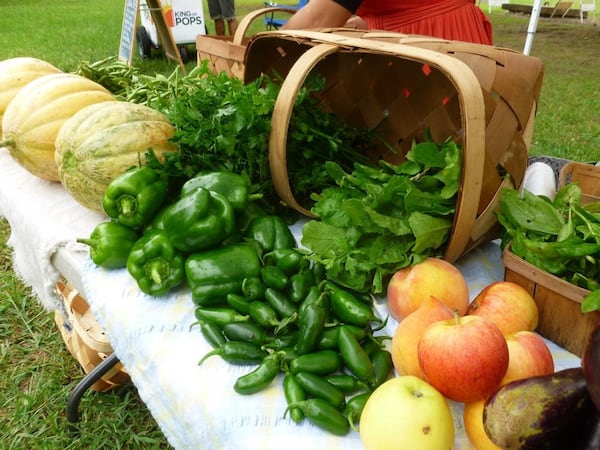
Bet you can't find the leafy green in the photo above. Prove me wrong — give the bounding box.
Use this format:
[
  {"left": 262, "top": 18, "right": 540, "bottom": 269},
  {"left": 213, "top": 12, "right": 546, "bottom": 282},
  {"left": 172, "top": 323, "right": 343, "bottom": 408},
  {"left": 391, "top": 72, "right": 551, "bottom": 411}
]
[
  {"left": 78, "top": 59, "right": 380, "bottom": 216},
  {"left": 498, "top": 183, "right": 600, "bottom": 312},
  {"left": 301, "top": 137, "right": 462, "bottom": 294}
]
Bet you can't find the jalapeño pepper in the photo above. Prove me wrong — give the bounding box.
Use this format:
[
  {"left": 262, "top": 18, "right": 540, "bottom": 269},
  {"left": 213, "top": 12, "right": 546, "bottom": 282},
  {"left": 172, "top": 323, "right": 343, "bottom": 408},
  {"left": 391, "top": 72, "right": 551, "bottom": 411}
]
[
  {"left": 194, "top": 307, "right": 249, "bottom": 327},
  {"left": 263, "top": 248, "right": 309, "bottom": 275},
  {"left": 285, "top": 399, "right": 350, "bottom": 436},
  {"left": 241, "top": 276, "right": 266, "bottom": 301},
  {"left": 245, "top": 215, "right": 296, "bottom": 255},
  {"left": 283, "top": 373, "right": 306, "bottom": 423},
  {"left": 289, "top": 350, "right": 342, "bottom": 376},
  {"left": 162, "top": 187, "right": 235, "bottom": 253},
  {"left": 222, "top": 321, "right": 267, "bottom": 346},
  {"left": 198, "top": 341, "right": 267, "bottom": 366},
  {"left": 295, "top": 292, "right": 327, "bottom": 355},
  {"left": 233, "top": 352, "right": 284, "bottom": 395},
  {"left": 126, "top": 229, "right": 185, "bottom": 296},
  {"left": 289, "top": 270, "right": 315, "bottom": 304},
  {"left": 102, "top": 166, "right": 168, "bottom": 229},
  {"left": 338, "top": 325, "right": 375, "bottom": 385},
  {"left": 77, "top": 221, "right": 138, "bottom": 269},
  {"left": 345, "top": 392, "right": 371, "bottom": 431},
  {"left": 185, "top": 244, "right": 261, "bottom": 306},
  {"left": 322, "top": 281, "right": 381, "bottom": 327},
  {"left": 294, "top": 371, "right": 346, "bottom": 409},
  {"left": 198, "top": 321, "right": 226, "bottom": 348},
  {"left": 371, "top": 348, "right": 394, "bottom": 388}
]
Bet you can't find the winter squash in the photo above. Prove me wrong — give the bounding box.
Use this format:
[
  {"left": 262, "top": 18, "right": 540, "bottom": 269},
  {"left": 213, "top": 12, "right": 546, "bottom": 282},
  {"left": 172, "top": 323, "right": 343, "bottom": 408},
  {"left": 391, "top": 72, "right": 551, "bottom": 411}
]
[
  {"left": 55, "top": 100, "right": 178, "bottom": 213},
  {"left": 0, "top": 57, "right": 62, "bottom": 135},
  {"left": 1, "top": 72, "right": 115, "bottom": 181}
]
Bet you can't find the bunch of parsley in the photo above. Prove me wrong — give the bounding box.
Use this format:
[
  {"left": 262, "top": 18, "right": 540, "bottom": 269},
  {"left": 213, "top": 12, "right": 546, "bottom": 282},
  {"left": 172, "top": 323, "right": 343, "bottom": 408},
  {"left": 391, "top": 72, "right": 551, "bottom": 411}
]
[
  {"left": 301, "top": 137, "right": 462, "bottom": 295},
  {"left": 145, "top": 64, "right": 374, "bottom": 214}
]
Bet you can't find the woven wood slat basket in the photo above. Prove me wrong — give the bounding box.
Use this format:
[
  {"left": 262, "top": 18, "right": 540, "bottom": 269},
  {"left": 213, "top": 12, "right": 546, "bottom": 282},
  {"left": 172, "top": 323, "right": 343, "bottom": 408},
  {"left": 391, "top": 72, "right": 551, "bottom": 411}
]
[
  {"left": 242, "top": 30, "right": 544, "bottom": 262},
  {"left": 196, "top": 7, "right": 298, "bottom": 78},
  {"left": 54, "top": 281, "right": 129, "bottom": 392}
]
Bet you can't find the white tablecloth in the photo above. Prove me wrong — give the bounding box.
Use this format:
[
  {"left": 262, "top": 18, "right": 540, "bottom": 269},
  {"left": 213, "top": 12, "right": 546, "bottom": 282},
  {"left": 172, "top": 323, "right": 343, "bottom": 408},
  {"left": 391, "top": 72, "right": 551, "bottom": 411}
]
[{"left": 0, "top": 147, "right": 581, "bottom": 450}]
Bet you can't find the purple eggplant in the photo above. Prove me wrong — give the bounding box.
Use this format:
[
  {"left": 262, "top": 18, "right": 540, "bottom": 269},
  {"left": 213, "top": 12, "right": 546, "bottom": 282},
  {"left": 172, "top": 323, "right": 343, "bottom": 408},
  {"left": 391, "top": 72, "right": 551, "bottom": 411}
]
[
  {"left": 582, "top": 324, "right": 600, "bottom": 412},
  {"left": 483, "top": 367, "right": 596, "bottom": 450}
]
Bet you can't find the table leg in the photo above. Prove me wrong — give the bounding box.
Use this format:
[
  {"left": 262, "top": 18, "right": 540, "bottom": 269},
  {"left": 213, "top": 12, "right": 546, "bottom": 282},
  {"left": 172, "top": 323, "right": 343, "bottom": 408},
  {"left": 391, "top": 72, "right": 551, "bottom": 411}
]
[{"left": 66, "top": 352, "right": 121, "bottom": 425}]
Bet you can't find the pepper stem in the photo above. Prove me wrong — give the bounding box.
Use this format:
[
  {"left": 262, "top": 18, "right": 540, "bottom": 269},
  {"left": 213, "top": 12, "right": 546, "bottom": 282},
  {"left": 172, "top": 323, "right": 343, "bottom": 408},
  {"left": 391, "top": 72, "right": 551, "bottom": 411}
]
[
  {"left": 117, "top": 195, "right": 138, "bottom": 217},
  {"left": 76, "top": 237, "right": 95, "bottom": 248},
  {"left": 147, "top": 259, "right": 169, "bottom": 285}
]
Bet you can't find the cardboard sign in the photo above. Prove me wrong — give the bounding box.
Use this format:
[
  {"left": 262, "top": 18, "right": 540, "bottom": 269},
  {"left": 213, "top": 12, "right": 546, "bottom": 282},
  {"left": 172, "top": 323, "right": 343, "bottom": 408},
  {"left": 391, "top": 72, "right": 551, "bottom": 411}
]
[{"left": 118, "top": 0, "right": 139, "bottom": 64}]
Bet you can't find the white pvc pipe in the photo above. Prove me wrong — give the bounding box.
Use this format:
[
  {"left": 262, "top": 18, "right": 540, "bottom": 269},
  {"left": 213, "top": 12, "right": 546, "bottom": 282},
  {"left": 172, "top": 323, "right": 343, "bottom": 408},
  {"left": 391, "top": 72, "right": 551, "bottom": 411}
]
[{"left": 524, "top": 0, "right": 543, "bottom": 55}]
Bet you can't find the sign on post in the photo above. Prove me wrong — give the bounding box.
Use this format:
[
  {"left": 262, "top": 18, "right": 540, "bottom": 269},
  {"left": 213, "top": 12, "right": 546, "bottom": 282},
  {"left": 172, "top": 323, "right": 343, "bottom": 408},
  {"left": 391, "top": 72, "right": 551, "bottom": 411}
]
[
  {"left": 118, "top": 0, "right": 186, "bottom": 73},
  {"left": 118, "top": 0, "right": 139, "bottom": 65}
]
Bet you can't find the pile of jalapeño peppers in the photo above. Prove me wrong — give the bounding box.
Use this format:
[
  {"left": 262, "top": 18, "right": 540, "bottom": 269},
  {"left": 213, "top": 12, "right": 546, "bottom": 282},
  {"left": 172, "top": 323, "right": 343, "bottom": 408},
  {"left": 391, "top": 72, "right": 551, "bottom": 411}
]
[{"left": 79, "top": 165, "right": 393, "bottom": 436}]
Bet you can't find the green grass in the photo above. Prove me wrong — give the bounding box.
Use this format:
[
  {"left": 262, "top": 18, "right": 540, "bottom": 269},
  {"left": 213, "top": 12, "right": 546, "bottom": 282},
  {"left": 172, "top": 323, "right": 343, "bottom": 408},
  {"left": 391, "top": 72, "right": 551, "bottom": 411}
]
[{"left": 0, "top": 1, "right": 599, "bottom": 448}]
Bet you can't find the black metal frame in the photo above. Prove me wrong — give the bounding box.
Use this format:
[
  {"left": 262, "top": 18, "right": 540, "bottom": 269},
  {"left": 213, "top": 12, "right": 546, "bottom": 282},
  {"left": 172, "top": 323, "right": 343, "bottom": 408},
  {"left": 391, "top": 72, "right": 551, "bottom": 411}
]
[{"left": 66, "top": 352, "right": 121, "bottom": 426}]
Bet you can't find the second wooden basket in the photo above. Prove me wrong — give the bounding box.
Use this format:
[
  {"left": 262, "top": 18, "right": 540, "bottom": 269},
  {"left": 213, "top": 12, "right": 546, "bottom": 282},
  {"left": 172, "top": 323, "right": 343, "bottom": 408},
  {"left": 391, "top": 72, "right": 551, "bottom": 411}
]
[
  {"left": 243, "top": 30, "right": 544, "bottom": 262},
  {"left": 54, "top": 281, "right": 129, "bottom": 392}
]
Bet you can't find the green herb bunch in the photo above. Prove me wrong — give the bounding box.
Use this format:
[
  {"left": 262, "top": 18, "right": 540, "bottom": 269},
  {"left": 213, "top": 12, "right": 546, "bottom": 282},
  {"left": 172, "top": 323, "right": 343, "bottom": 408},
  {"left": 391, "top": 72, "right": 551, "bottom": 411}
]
[
  {"left": 498, "top": 183, "right": 600, "bottom": 312},
  {"left": 301, "top": 137, "right": 462, "bottom": 295}
]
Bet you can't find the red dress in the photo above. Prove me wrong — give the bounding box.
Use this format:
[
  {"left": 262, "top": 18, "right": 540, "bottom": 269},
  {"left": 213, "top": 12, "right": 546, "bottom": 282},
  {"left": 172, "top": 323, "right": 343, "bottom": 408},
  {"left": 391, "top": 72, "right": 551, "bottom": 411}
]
[{"left": 356, "top": 0, "right": 493, "bottom": 45}]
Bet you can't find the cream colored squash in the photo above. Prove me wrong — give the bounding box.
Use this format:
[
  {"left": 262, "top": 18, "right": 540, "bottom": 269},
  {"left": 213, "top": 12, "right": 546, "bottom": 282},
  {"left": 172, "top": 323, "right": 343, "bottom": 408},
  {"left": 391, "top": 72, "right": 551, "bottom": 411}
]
[
  {"left": 1, "top": 72, "right": 115, "bottom": 181},
  {"left": 0, "top": 57, "right": 62, "bottom": 135},
  {"left": 55, "top": 100, "right": 178, "bottom": 213}
]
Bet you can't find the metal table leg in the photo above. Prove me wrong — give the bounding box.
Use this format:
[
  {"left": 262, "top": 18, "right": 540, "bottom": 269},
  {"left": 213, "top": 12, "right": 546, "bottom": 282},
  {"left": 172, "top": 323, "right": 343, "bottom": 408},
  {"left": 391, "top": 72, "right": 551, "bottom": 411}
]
[{"left": 66, "top": 352, "right": 121, "bottom": 425}]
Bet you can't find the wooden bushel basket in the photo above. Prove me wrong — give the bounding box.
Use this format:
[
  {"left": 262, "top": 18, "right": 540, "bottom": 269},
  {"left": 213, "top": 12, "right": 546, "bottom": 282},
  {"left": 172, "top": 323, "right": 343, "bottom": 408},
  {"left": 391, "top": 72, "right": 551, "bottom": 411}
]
[
  {"left": 243, "top": 30, "right": 544, "bottom": 262},
  {"left": 196, "top": 7, "right": 298, "bottom": 78},
  {"left": 54, "top": 281, "right": 129, "bottom": 392}
]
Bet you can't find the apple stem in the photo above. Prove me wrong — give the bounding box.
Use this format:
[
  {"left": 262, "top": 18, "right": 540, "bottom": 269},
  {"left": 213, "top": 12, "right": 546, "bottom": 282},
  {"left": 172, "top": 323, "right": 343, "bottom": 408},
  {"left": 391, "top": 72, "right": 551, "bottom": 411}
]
[{"left": 453, "top": 311, "right": 461, "bottom": 326}]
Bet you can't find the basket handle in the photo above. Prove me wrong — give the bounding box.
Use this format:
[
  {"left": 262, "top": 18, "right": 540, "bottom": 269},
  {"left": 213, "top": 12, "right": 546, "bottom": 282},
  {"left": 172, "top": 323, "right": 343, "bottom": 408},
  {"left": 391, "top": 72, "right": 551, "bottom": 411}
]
[
  {"left": 233, "top": 7, "right": 299, "bottom": 45},
  {"left": 269, "top": 43, "right": 341, "bottom": 217}
]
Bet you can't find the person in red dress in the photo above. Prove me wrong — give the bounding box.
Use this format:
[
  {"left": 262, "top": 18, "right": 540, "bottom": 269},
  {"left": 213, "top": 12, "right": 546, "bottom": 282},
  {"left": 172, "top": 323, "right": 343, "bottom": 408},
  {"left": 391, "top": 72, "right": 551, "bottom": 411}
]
[{"left": 281, "top": 0, "right": 493, "bottom": 45}]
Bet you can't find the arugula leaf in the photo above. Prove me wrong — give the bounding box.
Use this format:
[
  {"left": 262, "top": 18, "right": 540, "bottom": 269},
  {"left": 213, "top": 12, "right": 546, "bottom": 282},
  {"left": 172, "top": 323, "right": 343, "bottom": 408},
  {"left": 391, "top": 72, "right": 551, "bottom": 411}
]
[
  {"left": 499, "top": 188, "right": 565, "bottom": 235},
  {"left": 499, "top": 182, "right": 600, "bottom": 312},
  {"left": 409, "top": 212, "right": 452, "bottom": 253}
]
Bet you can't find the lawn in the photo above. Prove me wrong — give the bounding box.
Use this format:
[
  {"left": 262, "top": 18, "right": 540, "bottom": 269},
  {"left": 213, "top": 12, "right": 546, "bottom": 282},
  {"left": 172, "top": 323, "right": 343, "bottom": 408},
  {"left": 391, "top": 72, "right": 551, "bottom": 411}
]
[{"left": 0, "top": 1, "right": 599, "bottom": 448}]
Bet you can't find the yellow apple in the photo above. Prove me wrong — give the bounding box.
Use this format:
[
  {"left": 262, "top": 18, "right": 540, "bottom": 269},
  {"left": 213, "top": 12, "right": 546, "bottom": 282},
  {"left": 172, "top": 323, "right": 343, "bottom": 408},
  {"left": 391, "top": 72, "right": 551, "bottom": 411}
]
[
  {"left": 418, "top": 314, "right": 509, "bottom": 403},
  {"left": 463, "top": 399, "right": 502, "bottom": 450},
  {"left": 391, "top": 296, "right": 455, "bottom": 379},
  {"left": 387, "top": 257, "right": 470, "bottom": 321},
  {"left": 359, "top": 375, "right": 455, "bottom": 450},
  {"left": 500, "top": 330, "right": 554, "bottom": 385},
  {"left": 467, "top": 281, "right": 539, "bottom": 335}
]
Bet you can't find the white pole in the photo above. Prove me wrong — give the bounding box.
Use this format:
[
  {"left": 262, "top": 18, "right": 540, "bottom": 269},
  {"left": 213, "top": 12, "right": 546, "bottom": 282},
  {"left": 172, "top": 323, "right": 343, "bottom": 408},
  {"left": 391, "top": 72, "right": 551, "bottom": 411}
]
[{"left": 524, "top": 0, "right": 543, "bottom": 55}]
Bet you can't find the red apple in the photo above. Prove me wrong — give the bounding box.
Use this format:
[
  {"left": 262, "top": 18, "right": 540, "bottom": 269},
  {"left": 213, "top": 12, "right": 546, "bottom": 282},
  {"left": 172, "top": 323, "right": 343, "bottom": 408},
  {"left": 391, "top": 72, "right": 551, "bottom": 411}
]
[
  {"left": 387, "top": 257, "right": 469, "bottom": 321},
  {"left": 500, "top": 331, "right": 554, "bottom": 385},
  {"left": 418, "top": 314, "right": 509, "bottom": 403},
  {"left": 467, "top": 281, "right": 538, "bottom": 335},
  {"left": 391, "top": 296, "right": 455, "bottom": 379}
]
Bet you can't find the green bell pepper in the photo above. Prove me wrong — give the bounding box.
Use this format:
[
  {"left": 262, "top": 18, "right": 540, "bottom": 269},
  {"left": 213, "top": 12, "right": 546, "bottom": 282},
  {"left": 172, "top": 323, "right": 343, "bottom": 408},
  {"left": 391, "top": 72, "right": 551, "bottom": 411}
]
[
  {"left": 180, "top": 170, "right": 259, "bottom": 211},
  {"left": 161, "top": 187, "right": 235, "bottom": 253},
  {"left": 245, "top": 215, "right": 296, "bottom": 255},
  {"left": 185, "top": 243, "right": 261, "bottom": 306},
  {"left": 77, "top": 221, "right": 139, "bottom": 269},
  {"left": 126, "top": 229, "right": 185, "bottom": 296},
  {"left": 102, "top": 166, "right": 169, "bottom": 229}
]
